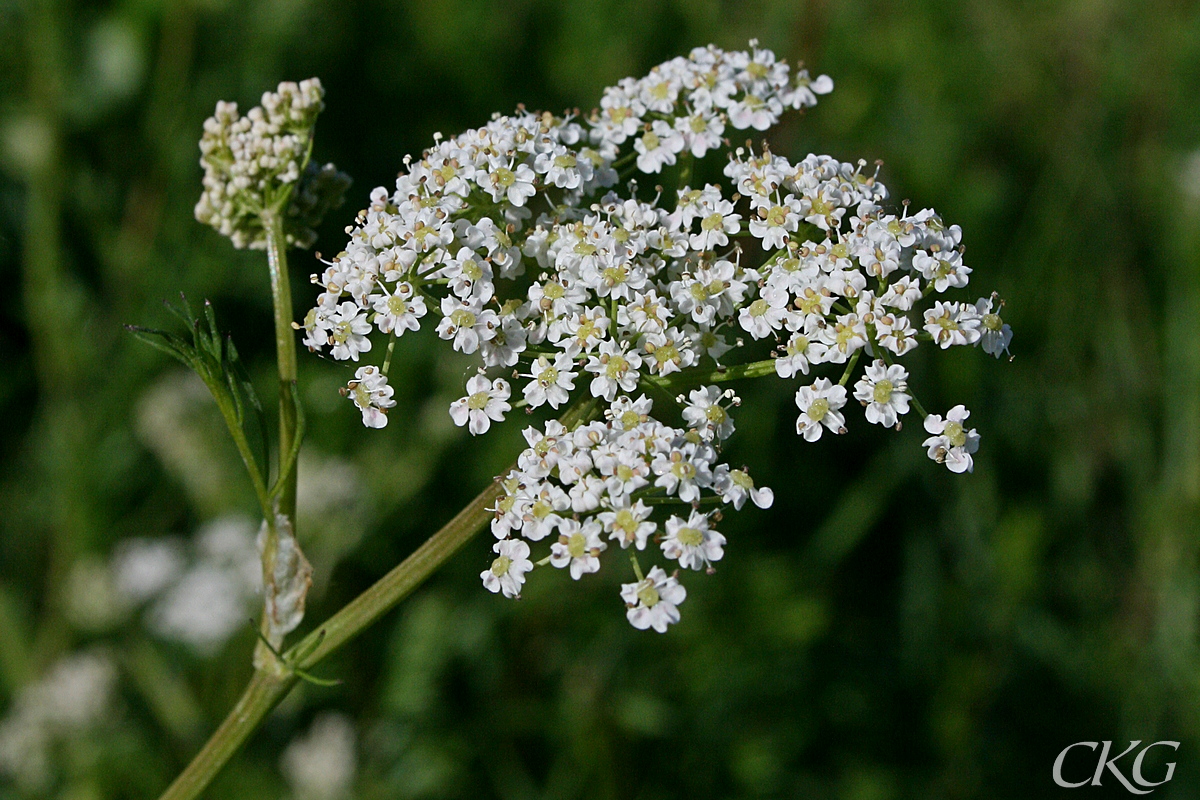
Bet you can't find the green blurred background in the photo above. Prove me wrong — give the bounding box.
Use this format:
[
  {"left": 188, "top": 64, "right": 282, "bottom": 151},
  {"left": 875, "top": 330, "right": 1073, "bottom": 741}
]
[{"left": 3, "top": 0, "right": 1200, "bottom": 797}]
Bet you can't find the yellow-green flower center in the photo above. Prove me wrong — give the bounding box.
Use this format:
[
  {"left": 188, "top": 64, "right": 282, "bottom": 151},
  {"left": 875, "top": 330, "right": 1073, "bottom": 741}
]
[
  {"left": 386, "top": 295, "right": 409, "bottom": 316},
  {"left": 637, "top": 584, "right": 660, "bottom": 607},
  {"left": 872, "top": 380, "right": 894, "bottom": 404},
  {"left": 602, "top": 265, "right": 627, "bottom": 285},
  {"left": 567, "top": 532, "right": 587, "bottom": 558},
  {"left": 493, "top": 167, "right": 515, "bottom": 188},
  {"left": 671, "top": 461, "right": 696, "bottom": 481},
  {"left": 808, "top": 397, "right": 830, "bottom": 421},
  {"left": 654, "top": 343, "right": 680, "bottom": 367},
  {"left": 944, "top": 420, "right": 967, "bottom": 448}
]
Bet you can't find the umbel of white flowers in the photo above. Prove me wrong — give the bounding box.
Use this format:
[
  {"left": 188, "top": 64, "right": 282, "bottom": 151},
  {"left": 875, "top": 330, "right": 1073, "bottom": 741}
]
[
  {"left": 195, "top": 78, "right": 351, "bottom": 249},
  {"left": 300, "top": 42, "right": 1013, "bottom": 632}
]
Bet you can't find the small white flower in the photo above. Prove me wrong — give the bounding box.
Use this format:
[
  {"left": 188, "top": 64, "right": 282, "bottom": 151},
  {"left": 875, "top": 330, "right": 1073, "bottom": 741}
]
[
  {"left": 585, "top": 339, "right": 643, "bottom": 400},
  {"left": 643, "top": 327, "right": 696, "bottom": 377},
  {"left": 634, "top": 120, "right": 685, "bottom": 174},
  {"left": 728, "top": 92, "right": 783, "bottom": 131},
  {"left": 370, "top": 282, "right": 427, "bottom": 335},
  {"left": 875, "top": 312, "right": 919, "bottom": 356},
  {"left": 924, "top": 301, "right": 982, "bottom": 348},
  {"left": 449, "top": 375, "right": 512, "bottom": 435},
  {"left": 675, "top": 111, "right": 724, "bottom": 158},
  {"left": 775, "top": 326, "right": 828, "bottom": 379},
  {"left": 749, "top": 196, "right": 801, "bottom": 250},
  {"left": 662, "top": 511, "right": 725, "bottom": 570},
  {"left": 738, "top": 286, "right": 789, "bottom": 340},
  {"left": 608, "top": 394, "right": 654, "bottom": 430},
  {"left": 520, "top": 481, "right": 571, "bottom": 541},
  {"left": 714, "top": 467, "right": 774, "bottom": 510},
  {"left": 621, "top": 566, "right": 687, "bottom": 633},
  {"left": 483, "top": 158, "right": 537, "bottom": 206},
  {"left": 922, "top": 405, "right": 980, "bottom": 473},
  {"left": 597, "top": 498, "right": 656, "bottom": 550},
  {"left": 652, "top": 444, "right": 713, "bottom": 502},
  {"left": 689, "top": 198, "right": 741, "bottom": 251},
  {"left": 437, "top": 296, "right": 498, "bottom": 354},
  {"left": 975, "top": 294, "right": 1013, "bottom": 358},
  {"left": 481, "top": 538, "right": 533, "bottom": 598},
  {"left": 328, "top": 302, "right": 373, "bottom": 361},
  {"left": 681, "top": 385, "right": 736, "bottom": 441},
  {"left": 549, "top": 519, "right": 607, "bottom": 579},
  {"left": 794, "top": 378, "right": 847, "bottom": 441},
  {"left": 913, "top": 249, "right": 971, "bottom": 292},
  {"left": 879, "top": 275, "right": 921, "bottom": 311},
  {"left": 852, "top": 359, "right": 910, "bottom": 428},
  {"left": 479, "top": 315, "right": 529, "bottom": 368},
  {"left": 523, "top": 354, "right": 577, "bottom": 409},
  {"left": 819, "top": 313, "right": 868, "bottom": 363},
  {"left": 346, "top": 365, "right": 396, "bottom": 429}
]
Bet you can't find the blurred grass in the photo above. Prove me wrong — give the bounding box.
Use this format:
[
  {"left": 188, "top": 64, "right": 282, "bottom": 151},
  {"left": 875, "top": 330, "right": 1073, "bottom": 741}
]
[{"left": 2, "top": 0, "right": 1200, "bottom": 798}]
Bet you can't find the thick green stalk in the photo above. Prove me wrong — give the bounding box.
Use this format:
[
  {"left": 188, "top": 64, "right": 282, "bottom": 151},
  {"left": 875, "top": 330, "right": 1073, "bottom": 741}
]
[
  {"left": 264, "top": 211, "right": 299, "bottom": 522},
  {"left": 257, "top": 211, "right": 299, "bottom": 666},
  {"left": 156, "top": 670, "right": 292, "bottom": 800},
  {"left": 156, "top": 397, "right": 599, "bottom": 800}
]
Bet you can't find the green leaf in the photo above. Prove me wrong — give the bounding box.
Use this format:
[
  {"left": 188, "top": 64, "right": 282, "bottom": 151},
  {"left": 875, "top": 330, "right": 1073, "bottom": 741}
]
[{"left": 126, "top": 295, "right": 271, "bottom": 509}]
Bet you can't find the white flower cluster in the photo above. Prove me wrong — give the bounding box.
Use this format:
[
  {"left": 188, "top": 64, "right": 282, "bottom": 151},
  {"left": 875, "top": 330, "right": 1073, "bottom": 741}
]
[
  {"left": 195, "top": 78, "right": 350, "bottom": 249},
  {"left": 0, "top": 651, "right": 117, "bottom": 789},
  {"left": 302, "top": 43, "right": 1011, "bottom": 631},
  {"left": 483, "top": 392, "right": 772, "bottom": 633},
  {"left": 80, "top": 516, "right": 262, "bottom": 654}
]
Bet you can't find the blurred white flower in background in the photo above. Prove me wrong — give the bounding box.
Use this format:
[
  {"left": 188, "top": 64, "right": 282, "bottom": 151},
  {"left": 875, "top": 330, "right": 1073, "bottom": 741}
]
[
  {"left": 281, "top": 713, "right": 358, "bottom": 800},
  {"left": 143, "top": 516, "right": 260, "bottom": 654},
  {"left": 0, "top": 650, "right": 118, "bottom": 790}
]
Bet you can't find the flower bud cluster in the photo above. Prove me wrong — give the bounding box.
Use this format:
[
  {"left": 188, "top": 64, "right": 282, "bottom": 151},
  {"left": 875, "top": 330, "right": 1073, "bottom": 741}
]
[
  {"left": 195, "top": 78, "right": 350, "bottom": 249},
  {"left": 303, "top": 43, "right": 1012, "bottom": 630}
]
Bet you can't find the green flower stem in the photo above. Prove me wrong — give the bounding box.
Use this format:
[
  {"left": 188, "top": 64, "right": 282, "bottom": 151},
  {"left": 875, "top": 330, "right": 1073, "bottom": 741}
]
[
  {"left": 256, "top": 210, "right": 300, "bottom": 667},
  {"left": 157, "top": 670, "right": 291, "bottom": 800},
  {"left": 838, "top": 350, "right": 861, "bottom": 387},
  {"left": 645, "top": 358, "right": 779, "bottom": 394},
  {"left": 264, "top": 211, "right": 300, "bottom": 523},
  {"left": 156, "top": 397, "right": 599, "bottom": 800}
]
